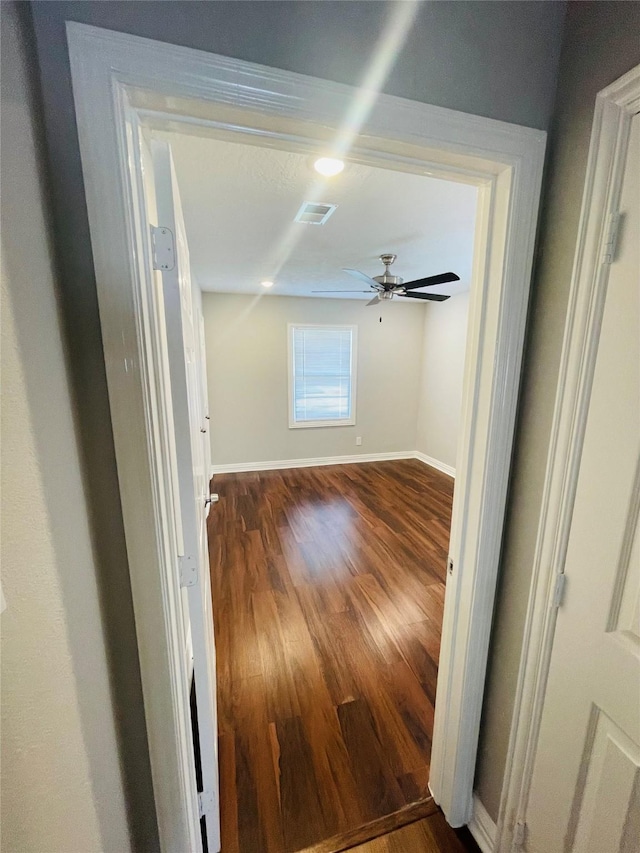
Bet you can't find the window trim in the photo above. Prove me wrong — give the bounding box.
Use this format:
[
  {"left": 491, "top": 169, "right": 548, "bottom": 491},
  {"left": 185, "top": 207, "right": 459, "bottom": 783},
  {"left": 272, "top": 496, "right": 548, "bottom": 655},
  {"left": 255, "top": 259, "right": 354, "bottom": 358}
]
[{"left": 287, "top": 323, "right": 358, "bottom": 429}]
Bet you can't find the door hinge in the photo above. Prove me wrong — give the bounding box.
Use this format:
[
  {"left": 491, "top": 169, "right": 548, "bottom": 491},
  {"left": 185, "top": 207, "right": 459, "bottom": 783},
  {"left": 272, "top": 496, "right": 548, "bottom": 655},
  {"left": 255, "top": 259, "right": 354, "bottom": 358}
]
[
  {"left": 602, "top": 211, "right": 620, "bottom": 265},
  {"left": 150, "top": 225, "right": 176, "bottom": 271},
  {"left": 447, "top": 556, "right": 454, "bottom": 576},
  {"left": 198, "top": 790, "right": 214, "bottom": 818},
  {"left": 553, "top": 572, "right": 567, "bottom": 609},
  {"left": 512, "top": 819, "right": 527, "bottom": 850},
  {"left": 179, "top": 554, "right": 198, "bottom": 588}
]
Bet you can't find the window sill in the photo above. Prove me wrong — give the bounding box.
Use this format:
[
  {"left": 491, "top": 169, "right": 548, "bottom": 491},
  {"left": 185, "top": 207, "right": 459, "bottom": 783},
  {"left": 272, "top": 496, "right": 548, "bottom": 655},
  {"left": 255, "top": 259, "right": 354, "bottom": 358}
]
[{"left": 289, "top": 419, "right": 356, "bottom": 430}]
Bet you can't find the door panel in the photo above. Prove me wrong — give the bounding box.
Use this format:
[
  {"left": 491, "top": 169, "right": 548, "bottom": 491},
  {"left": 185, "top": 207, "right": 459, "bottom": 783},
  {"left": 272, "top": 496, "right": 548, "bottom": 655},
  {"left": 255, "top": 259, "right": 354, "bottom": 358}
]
[
  {"left": 526, "top": 113, "right": 640, "bottom": 852},
  {"left": 150, "top": 138, "right": 220, "bottom": 851},
  {"left": 571, "top": 710, "right": 640, "bottom": 853},
  {"left": 608, "top": 459, "right": 640, "bottom": 645}
]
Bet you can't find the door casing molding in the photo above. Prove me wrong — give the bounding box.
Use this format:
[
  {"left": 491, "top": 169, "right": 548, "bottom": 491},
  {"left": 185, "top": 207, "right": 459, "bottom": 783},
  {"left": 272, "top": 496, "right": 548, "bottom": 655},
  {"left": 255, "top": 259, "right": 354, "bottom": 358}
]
[
  {"left": 66, "top": 22, "right": 546, "bottom": 850},
  {"left": 495, "top": 62, "right": 640, "bottom": 853}
]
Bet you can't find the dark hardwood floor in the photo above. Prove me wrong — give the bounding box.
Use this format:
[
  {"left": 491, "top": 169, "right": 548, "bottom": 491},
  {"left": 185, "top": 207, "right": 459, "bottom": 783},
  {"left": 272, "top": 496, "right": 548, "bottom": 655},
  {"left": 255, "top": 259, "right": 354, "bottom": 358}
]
[{"left": 208, "top": 459, "right": 456, "bottom": 853}]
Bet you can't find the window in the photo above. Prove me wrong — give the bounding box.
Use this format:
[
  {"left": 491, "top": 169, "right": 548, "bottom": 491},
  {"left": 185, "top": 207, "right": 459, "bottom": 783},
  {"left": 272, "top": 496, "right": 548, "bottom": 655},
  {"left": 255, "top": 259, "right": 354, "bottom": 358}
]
[{"left": 288, "top": 324, "right": 357, "bottom": 428}]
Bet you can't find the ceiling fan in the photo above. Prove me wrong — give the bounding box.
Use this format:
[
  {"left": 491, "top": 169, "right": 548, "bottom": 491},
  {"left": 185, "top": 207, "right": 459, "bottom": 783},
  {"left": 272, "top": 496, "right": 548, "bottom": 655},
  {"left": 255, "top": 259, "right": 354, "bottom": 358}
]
[{"left": 312, "top": 254, "right": 460, "bottom": 305}]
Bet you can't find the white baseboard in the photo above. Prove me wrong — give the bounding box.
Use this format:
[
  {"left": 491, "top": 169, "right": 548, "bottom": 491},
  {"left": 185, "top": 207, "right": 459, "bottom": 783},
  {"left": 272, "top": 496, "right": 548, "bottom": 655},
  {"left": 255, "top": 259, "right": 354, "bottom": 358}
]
[
  {"left": 413, "top": 451, "right": 456, "bottom": 478},
  {"left": 468, "top": 794, "right": 497, "bottom": 853},
  {"left": 210, "top": 450, "right": 415, "bottom": 475},
  {"left": 210, "top": 450, "right": 456, "bottom": 477}
]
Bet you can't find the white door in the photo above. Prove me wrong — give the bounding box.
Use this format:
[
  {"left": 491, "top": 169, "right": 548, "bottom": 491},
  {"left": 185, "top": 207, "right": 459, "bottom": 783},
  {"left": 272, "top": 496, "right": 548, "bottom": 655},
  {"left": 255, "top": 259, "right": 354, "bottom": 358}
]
[
  {"left": 526, "top": 113, "right": 640, "bottom": 851},
  {"left": 150, "top": 139, "right": 220, "bottom": 851}
]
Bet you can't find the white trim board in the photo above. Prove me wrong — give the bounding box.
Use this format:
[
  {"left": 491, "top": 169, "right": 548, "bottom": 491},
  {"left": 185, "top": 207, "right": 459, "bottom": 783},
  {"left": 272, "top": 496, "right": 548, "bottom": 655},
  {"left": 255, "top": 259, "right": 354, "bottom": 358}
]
[
  {"left": 66, "top": 20, "right": 545, "bottom": 847},
  {"left": 469, "top": 795, "right": 497, "bottom": 853},
  {"left": 413, "top": 451, "right": 456, "bottom": 478},
  {"left": 495, "top": 63, "right": 640, "bottom": 853},
  {"left": 211, "top": 451, "right": 413, "bottom": 475},
  {"left": 210, "top": 451, "right": 455, "bottom": 477}
]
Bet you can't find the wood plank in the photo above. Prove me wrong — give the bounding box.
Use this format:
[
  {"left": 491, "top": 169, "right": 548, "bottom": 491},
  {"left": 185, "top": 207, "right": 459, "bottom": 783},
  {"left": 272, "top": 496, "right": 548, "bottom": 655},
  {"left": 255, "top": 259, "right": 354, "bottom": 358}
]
[
  {"left": 218, "top": 731, "right": 239, "bottom": 853},
  {"left": 252, "top": 590, "right": 301, "bottom": 722},
  {"left": 295, "top": 585, "right": 361, "bottom": 706},
  {"left": 297, "top": 798, "right": 438, "bottom": 853},
  {"left": 233, "top": 675, "right": 284, "bottom": 853},
  {"left": 397, "top": 767, "right": 431, "bottom": 803},
  {"left": 343, "top": 810, "right": 480, "bottom": 853},
  {"left": 276, "top": 715, "right": 327, "bottom": 852},
  {"left": 384, "top": 660, "right": 435, "bottom": 762},
  {"left": 337, "top": 698, "right": 406, "bottom": 819}
]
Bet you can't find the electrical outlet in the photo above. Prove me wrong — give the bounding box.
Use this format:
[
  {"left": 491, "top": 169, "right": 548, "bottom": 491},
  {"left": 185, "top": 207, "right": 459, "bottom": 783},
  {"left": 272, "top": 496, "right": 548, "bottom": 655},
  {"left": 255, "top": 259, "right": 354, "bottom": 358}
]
[{"left": 356, "top": 436, "right": 362, "bottom": 446}]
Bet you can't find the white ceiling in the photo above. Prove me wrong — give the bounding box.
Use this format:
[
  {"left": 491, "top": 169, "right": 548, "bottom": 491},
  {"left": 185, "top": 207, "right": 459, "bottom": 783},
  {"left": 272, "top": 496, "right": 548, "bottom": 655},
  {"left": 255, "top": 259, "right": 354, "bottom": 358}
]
[{"left": 160, "top": 131, "right": 478, "bottom": 300}]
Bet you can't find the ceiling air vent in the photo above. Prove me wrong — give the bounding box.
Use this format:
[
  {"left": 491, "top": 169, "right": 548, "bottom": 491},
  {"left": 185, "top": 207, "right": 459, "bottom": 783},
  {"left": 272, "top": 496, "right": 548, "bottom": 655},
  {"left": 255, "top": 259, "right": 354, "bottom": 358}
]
[{"left": 294, "top": 201, "right": 338, "bottom": 225}]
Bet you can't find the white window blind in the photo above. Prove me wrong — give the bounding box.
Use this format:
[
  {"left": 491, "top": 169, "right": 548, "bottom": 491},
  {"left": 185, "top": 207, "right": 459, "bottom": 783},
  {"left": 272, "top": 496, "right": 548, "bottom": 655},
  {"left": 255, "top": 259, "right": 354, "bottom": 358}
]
[{"left": 289, "top": 325, "right": 356, "bottom": 427}]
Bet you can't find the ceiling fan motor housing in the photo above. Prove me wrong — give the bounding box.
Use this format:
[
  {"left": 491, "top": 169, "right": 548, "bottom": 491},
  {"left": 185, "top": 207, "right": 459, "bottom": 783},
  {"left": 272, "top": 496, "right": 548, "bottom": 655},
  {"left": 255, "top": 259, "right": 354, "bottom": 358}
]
[{"left": 373, "top": 253, "right": 404, "bottom": 289}]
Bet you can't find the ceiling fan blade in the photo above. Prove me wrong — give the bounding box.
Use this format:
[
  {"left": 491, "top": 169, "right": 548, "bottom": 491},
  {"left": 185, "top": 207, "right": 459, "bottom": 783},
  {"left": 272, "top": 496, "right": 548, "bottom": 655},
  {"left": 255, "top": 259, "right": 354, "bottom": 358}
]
[
  {"left": 366, "top": 295, "right": 380, "bottom": 306},
  {"left": 402, "top": 272, "right": 460, "bottom": 290},
  {"left": 343, "top": 268, "right": 380, "bottom": 288},
  {"left": 398, "top": 291, "right": 451, "bottom": 302},
  {"left": 312, "top": 290, "right": 373, "bottom": 293}
]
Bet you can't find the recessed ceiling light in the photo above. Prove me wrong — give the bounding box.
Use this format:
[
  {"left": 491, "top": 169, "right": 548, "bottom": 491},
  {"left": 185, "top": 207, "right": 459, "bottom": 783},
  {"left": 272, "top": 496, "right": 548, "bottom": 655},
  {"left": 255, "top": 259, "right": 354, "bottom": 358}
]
[
  {"left": 261, "top": 280, "right": 274, "bottom": 288},
  {"left": 314, "top": 157, "right": 345, "bottom": 177}
]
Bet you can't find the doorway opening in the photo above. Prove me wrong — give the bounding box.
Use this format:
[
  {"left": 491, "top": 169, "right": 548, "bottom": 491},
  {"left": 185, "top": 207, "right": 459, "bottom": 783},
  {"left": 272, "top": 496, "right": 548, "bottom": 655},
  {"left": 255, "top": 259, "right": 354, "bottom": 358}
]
[
  {"left": 152, "top": 124, "right": 477, "bottom": 850},
  {"left": 67, "top": 21, "right": 545, "bottom": 852}
]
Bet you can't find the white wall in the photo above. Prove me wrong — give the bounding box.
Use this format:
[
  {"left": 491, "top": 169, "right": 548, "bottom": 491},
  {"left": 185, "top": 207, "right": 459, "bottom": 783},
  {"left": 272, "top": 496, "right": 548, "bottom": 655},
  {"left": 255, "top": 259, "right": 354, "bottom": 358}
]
[
  {"left": 0, "top": 5, "right": 131, "bottom": 851},
  {"left": 416, "top": 293, "right": 470, "bottom": 471},
  {"left": 203, "top": 293, "right": 427, "bottom": 465}
]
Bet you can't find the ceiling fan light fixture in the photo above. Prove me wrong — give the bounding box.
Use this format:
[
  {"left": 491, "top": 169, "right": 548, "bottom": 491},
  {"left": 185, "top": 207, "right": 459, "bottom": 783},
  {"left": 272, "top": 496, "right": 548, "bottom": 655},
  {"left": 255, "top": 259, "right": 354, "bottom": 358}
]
[{"left": 313, "top": 157, "right": 345, "bottom": 177}]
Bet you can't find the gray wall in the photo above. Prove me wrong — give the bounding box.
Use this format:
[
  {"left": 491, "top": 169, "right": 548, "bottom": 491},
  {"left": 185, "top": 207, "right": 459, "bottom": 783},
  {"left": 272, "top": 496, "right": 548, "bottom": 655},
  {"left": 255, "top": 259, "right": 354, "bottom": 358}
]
[
  {"left": 0, "top": 4, "right": 134, "bottom": 850},
  {"left": 31, "top": 1, "right": 565, "bottom": 128},
  {"left": 25, "top": 0, "right": 567, "bottom": 842},
  {"left": 475, "top": 0, "right": 640, "bottom": 820},
  {"left": 203, "top": 294, "right": 426, "bottom": 465}
]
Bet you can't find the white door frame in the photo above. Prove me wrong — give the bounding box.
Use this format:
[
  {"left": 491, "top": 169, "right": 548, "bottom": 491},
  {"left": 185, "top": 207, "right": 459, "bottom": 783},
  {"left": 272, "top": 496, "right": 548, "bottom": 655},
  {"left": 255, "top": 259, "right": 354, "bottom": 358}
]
[
  {"left": 495, "top": 63, "right": 640, "bottom": 853},
  {"left": 67, "top": 22, "right": 545, "bottom": 850}
]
